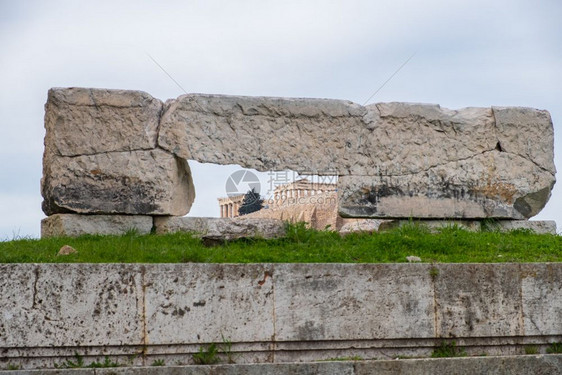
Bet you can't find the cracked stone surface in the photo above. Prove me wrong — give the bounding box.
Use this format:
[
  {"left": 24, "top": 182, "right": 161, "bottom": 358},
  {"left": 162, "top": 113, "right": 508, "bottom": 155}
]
[
  {"left": 41, "top": 88, "right": 194, "bottom": 216},
  {"left": 158, "top": 94, "right": 367, "bottom": 174},
  {"left": 144, "top": 264, "right": 275, "bottom": 345},
  {"left": 274, "top": 264, "right": 435, "bottom": 341},
  {"left": 42, "top": 88, "right": 555, "bottom": 221},
  {"left": 4, "top": 264, "right": 562, "bottom": 368},
  {"left": 158, "top": 95, "right": 555, "bottom": 219},
  {"left": 44, "top": 87, "right": 163, "bottom": 156},
  {"left": 42, "top": 149, "right": 194, "bottom": 215},
  {"left": 433, "top": 264, "right": 523, "bottom": 338},
  {"left": 521, "top": 264, "right": 562, "bottom": 336},
  {"left": 0, "top": 264, "right": 144, "bottom": 348}
]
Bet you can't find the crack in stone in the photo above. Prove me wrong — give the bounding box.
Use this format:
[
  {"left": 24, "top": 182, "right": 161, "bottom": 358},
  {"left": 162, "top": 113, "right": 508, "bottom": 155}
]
[
  {"left": 347, "top": 149, "right": 496, "bottom": 178},
  {"left": 177, "top": 106, "right": 366, "bottom": 120},
  {"left": 54, "top": 147, "right": 162, "bottom": 158},
  {"left": 31, "top": 267, "right": 39, "bottom": 309},
  {"left": 347, "top": 149, "right": 553, "bottom": 178}
]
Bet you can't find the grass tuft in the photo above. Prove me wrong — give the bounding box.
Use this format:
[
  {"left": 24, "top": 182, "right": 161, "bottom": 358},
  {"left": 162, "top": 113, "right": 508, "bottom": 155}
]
[{"left": 431, "top": 341, "right": 467, "bottom": 358}]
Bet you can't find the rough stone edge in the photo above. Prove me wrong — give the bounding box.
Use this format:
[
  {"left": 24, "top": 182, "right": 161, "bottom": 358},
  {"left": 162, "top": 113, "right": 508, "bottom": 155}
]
[
  {"left": 339, "top": 220, "right": 557, "bottom": 235},
  {"left": 41, "top": 214, "right": 154, "bottom": 238},
  {"left": 153, "top": 216, "right": 287, "bottom": 240},
  {"left": 4, "top": 355, "right": 562, "bottom": 374}
]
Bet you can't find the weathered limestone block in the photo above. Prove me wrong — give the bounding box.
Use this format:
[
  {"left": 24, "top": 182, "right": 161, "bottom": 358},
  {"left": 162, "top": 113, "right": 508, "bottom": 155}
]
[
  {"left": 158, "top": 94, "right": 367, "bottom": 174},
  {"left": 339, "top": 219, "right": 556, "bottom": 234},
  {"left": 42, "top": 149, "right": 194, "bottom": 215},
  {"left": 158, "top": 95, "right": 555, "bottom": 219},
  {"left": 42, "top": 88, "right": 195, "bottom": 216},
  {"left": 154, "top": 216, "right": 286, "bottom": 240},
  {"left": 338, "top": 103, "right": 555, "bottom": 219},
  {"left": 338, "top": 149, "right": 555, "bottom": 219},
  {"left": 494, "top": 220, "right": 557, "bottom": 234},
  {"left": 144, "top": 264, "right": 275, "bottom": 345},
  {"left": 338, "top": 219, "right": 390, "bottom": 235},
  {"left": 41, "top": 214, "right": 153, "bottom": 237},
  {"left": 493, "top": 106, "right": 556, "bottom": 173},
  {"left": 274, "top": 264, "right": 435, "bottom": 341},
  {"left": 521, "top": 263, "right": 562, "bottom": 336},
  {"left": 433, "top": 264, "right": 523, "bottom": 338},
  {"left": 4, "top": 264, "right": 562, "bottom": 368},
  {"left": 44, "top": 87, "right": 162, "bottom": 156},
  {"left": 0, "top": 264, "right": 143, "bottom": 348}
]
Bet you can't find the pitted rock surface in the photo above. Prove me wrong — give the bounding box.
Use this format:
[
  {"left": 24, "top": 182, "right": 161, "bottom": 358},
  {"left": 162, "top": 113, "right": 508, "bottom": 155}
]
[
  {"left": 154, "top": 216, "right": 286, "bottom": 240},
  {"left": 42, "top": 88, "right": 556, "bottom": 220},
  {"left": 41, "top": 88, "right": 195, "bottom": 216},
  {"left": 158, "top": 95, "right": 555, "bottom": 219}
]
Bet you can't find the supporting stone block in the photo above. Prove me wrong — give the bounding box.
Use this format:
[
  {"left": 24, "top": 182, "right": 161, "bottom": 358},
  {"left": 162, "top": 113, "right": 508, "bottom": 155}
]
[
  {"left": 41, "top": 214, "right": 153, "bottom": 237},
  {"left": 338, "top": 219, "right": 392, "bottom": 235},
  {"left": 494, "top": 220, "right": 557, "bottom": 234},
  {"left": 153, "top": 216, "right": 286, "bottom": 240},
  {"left": 338, "top": 220, "right": 556, "bottom": 235},
  {"left": 42, "top": 149, "right": 194, "bottom": 216}
]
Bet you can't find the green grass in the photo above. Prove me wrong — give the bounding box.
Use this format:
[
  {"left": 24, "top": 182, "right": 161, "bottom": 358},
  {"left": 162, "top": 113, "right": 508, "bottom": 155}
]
[
  {"left": 1, "top": 223, "right": 561, "bottom": 264},
  {"left": 431, "top": 341, "right": 467, "bottom": 358},
  {"left": 547, "top": 342, "right": 562, "bottom": 354}
]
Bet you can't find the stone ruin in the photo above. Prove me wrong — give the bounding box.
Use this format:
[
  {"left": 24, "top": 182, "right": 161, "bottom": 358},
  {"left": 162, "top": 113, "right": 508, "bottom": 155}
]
[{"left": 41, "top": 87, "right": 557, "bottom": 237}]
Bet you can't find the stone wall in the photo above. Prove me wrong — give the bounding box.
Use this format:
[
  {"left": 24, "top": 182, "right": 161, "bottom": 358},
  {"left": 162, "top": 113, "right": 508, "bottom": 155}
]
[
  {"left": 41, "top": 88, "right": 556, "bottom": 237},
  {"left": 3, "top": 263, "right": 562, "bottom": 369}
]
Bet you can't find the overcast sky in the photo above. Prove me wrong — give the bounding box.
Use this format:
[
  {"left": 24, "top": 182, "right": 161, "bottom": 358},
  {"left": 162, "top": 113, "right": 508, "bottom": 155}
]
[{"left": 1, "top": 0, "right": 561, "bottom": 239}]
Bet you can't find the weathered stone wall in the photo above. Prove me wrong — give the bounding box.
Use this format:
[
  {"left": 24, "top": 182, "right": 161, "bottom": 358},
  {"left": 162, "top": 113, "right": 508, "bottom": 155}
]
[
  {"left": 2, "top": 263, "right": 562, "bottom": 369},
  {"left": 41, "top": 88, "right": 556, "bottom": 231}
]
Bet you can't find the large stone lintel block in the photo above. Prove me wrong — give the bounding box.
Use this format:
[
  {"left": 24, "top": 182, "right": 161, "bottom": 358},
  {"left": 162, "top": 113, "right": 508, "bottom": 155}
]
[
  {"left": 493, "top": 220, "right": 557, "bottom": 234},
  {"left": 41, "top": 214, "right": 153, "bottom": 237},
  {"left": 158, "top": 94, "right": 366, "bottom": 174},
  {"left": 158, "top": 95, "right": 555, "bottom": 219}
]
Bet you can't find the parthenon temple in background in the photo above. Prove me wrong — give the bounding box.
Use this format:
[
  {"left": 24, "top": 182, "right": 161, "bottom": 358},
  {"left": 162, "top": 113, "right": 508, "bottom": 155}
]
[{"left": 218, "top": 179, "right": 337, "bottom": 218}]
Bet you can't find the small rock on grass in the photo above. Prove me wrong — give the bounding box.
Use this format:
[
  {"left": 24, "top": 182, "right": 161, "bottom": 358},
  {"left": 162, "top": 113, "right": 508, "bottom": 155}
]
[
  {"left": 406, "top": 255, "right": 421, "bottom": 263},
  {"left": 58, "top": 245, "right": 77, "bottom": 256}
]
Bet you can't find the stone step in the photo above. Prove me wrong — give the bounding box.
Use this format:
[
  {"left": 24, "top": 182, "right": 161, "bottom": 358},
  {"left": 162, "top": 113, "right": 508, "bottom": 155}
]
[{"left": 5, "top": 355, "right": 562, "bottom": 374}]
